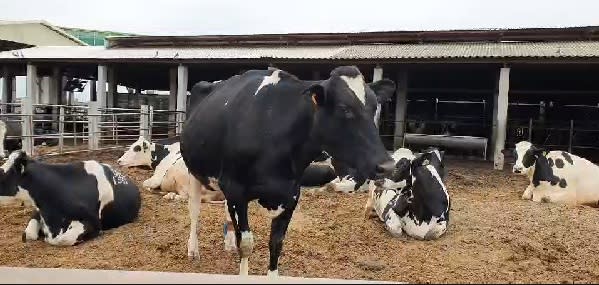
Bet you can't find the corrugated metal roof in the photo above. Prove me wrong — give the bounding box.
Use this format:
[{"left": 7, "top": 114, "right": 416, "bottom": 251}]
[{"left": 2, "top": 41, "right": 599, "bottom": 61}]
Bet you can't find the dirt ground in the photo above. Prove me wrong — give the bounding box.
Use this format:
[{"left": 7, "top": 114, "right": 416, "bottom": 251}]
[{"left": 2, "top": 149, "right": 599, "bottom": 283}]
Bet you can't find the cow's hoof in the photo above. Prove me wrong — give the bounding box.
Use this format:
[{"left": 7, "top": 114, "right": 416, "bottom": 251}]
[
  {"left": 173, "top": 195, "right": 187, "bottom": 202},
  {"left": 224, "top": 230, "right": 237, "bottom": 251},
  {"left": 163, "top": 193, "right": 176, "bottom": 200},
  {"left": 187, "top": 250, "right": 200, "bottom": 261},
  {"left": 267, "top": 270, "right": 279, "bottom": 277}
]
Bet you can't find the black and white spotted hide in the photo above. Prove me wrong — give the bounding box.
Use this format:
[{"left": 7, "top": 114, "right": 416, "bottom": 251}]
[{"left": 0, "top": 150, "right": 141, "bottom": 246}]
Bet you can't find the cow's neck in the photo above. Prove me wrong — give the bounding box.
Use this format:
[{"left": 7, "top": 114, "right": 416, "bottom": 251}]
[
  {"left": 412, "top": 166, "right": 448, "bottom": 217},
  {"left": 532, "top": 155, "right": 559, "bottom": 186},
  {"left": 150, "top": 143, "right": 169, "bottom": 169}
]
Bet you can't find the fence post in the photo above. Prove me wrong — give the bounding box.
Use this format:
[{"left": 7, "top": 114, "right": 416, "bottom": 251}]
[
  {"left": 569, "top": 120, "right": 574, "bottom": 153},
  {"left": 20, "top": 97, "right": 34, "bottom": 156},
  {"left": 149, "top": 105, "right": 154, "bottom": 139},
  {"left": 528, "top": 118, "right": 533, "bottom": 142},
  {"left": 88, "top": 101, "right": 99, "bottom": 150},
  {"left": 58, "top": 106, "right": 64, "bottom": 153},
  {"left": 140, "top": 105, "right": 150, "bottom": 140}
]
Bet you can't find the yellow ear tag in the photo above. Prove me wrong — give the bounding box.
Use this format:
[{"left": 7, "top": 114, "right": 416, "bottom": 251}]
[{"left": 542, "top": 151, "right": 547, "bottom": 156}]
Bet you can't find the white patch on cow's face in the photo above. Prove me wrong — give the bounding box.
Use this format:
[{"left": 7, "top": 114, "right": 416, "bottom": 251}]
[
  {"left": 1, "top": 151, "right": 22, "bottom": 173},
  {"left": 391, "top": 148, "right": 415, "bottom": 163},
  {"left": 43, "top": 220, "right": 86, "bottom": 246},
  {"left": 340, "top": 75, "right": 366, "bottom": 105},
  {"left": 254, "top": 70, "right": 281, "bottom": 96},
  {"left": 24, "top": 218, "right": 40, "bottom": 241},
  {"left": 84, "top": 161, "right": 115, "bottom": 219},
  {"left": 117, "top": 136, "right": 152, "bottom": 167},
  {"left": 266, "top": 205, "right": 285, "bottom": 219},
  {"left": 0, "top": 121, "right": 7, "bottom": 158},
  {"left": 513, "top": 141, "right": 533, "bottom": 175},
  {"left": 224, "top": 99, "right": 229, "bottom": 106}
]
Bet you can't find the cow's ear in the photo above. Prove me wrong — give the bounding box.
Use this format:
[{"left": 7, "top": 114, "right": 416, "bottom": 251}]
[
  {"left": 303, "top": 83, "right": 326, "bottom": 107},
  {"left": 368, "top": 79, "right": 396, "bottom": 103}
]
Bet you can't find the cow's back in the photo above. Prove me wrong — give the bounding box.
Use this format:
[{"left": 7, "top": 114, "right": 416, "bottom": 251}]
[
  {"left": 545, "top": 151, "right": 599, "bottom": 204},
  {"left": 98, "top": 163, "right": 141, "bottom": 230}
]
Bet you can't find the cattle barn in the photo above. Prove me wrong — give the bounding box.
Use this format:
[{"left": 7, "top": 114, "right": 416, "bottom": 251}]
[
  {"left": 4, "top": 25, "right": 599, "bottom": 283},
  {"left": 3, "top": 26, "right": 599, "bottom": 166}
]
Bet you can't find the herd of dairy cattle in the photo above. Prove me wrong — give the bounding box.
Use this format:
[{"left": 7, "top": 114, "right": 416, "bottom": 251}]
[{"left": 1, "top": 66, "right": 599, "bottom": 277}]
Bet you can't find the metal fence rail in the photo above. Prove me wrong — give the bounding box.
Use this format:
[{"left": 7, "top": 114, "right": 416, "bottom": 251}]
[{"left": 0, "top": 102, "right": 182, "bottom": 158}]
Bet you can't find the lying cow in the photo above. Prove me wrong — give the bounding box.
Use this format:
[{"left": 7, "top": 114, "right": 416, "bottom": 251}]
[
  {"left": 117, "top": 136, "right": 225, "bottom": 203},
  {"left": 0, "top": 150, "right": 141, "bottom": 246},
  {"left": 365, "top": 148, "right": 450, "bottom": 240},
  {"left": 511, "top": 140, "right": 599, "bottom": 206},
  {"left": 117, "top": 136, "right": 224, "bottom": 202}
]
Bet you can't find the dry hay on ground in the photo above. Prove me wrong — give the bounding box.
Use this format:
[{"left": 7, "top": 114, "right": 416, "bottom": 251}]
[{"left": 1, "top": 150, "right": 599, "bottom": 283}]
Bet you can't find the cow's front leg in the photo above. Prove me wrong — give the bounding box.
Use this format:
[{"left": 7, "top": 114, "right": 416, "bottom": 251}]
[
  {"left": 364, "top": 182, "right": 378, "bottom": 219},
  {"left": 223, "top": 199, "right": 237, "bottom": 251},
  {"left": 22, "top": 210, "right": 43, "bottom": 242},
  {"left": 267, "top": 200, "right": 296, "bottom": 277},
  {"left": 142, "top": 174, "right": 163, "bottom": 190},
  {"left": 522, "top": 184, "right": 534, "bottom": 200}
]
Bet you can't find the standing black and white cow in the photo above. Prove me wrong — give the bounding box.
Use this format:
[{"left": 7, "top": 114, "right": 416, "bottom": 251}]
[
  {"left": 510, "top": 140, "right": 599, "bottom": 205},
  {"left": 181, "top": 66, "right": 396, "bottom": 276},
  {"left": 365, "top": 148, "right": 450, "bottom": 240},
  {"left": 0, "top": 150, "right": 141, "bottom": 246}
]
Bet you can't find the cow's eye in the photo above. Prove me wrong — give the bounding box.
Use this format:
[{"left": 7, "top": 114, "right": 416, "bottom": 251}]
[{"left": 133, "top": 145, "right": 141, "bottom": 152}]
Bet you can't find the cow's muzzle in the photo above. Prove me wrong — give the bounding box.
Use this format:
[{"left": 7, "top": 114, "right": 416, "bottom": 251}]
[{"left": 375, "top": 160, "right": 395, "bottom": 179}]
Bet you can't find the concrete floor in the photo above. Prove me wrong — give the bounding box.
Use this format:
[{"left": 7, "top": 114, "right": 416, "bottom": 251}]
[{"left": 0, "top": 267, "right": 402, "bottom": 284}]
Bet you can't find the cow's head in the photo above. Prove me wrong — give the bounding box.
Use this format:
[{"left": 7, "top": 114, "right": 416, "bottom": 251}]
[
  {"left": 0, "top": 150, "right": 28, "bottom": 197},
  {"left": 512, "top": 141, "right": 544, "bottom": 175},
  {"left": 117, "top": 136, "right": 152, "bottom": 167},
  {"left": 388, "top": 148, "right": 415, "bottom": 183},
  {"left": 305, "top": 66, "right": 396, "bottom": 180}
]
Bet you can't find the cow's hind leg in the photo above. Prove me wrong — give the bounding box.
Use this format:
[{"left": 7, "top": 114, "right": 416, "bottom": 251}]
[
  {"left": 187, "top": 176, "right": 204, "bottom": 261},
  {"left": 46, "top": 220, "right": 98, "bottom": 246},
  {"left": 229, "top": 201, "right": 252, "bottom": 276}
]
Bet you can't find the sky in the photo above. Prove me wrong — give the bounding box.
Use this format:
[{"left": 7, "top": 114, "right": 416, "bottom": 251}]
[
  {"left": 2, "top": 0, "right": 599, "bottom": 101},
  {"left": 1, "top": 0, "right": 599, "bottom": 36}
]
